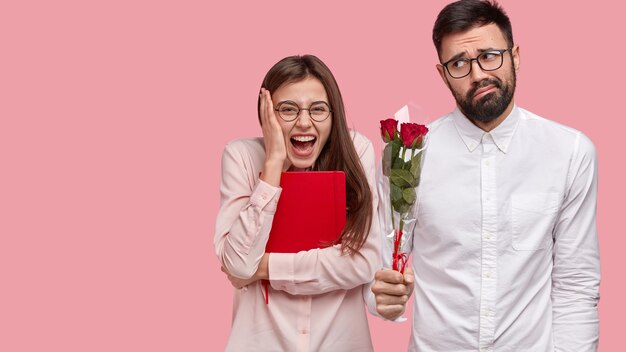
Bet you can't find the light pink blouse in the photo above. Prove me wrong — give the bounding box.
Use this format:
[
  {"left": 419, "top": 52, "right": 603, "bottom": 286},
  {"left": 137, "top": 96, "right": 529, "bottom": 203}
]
[{"left": 214, "top": 131, "right": 381, "bottom": 351}]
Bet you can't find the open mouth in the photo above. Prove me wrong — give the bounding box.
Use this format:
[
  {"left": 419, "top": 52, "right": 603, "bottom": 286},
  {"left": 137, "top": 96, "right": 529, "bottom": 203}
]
[{"left": 290, "top": 135, "right": 317, "bottom": 156}]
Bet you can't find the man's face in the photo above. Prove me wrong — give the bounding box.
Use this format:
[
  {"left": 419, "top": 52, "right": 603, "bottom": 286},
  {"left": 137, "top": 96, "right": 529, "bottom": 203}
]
[{"left": 436, "top": 23, "right": 520, "bottom": 124}]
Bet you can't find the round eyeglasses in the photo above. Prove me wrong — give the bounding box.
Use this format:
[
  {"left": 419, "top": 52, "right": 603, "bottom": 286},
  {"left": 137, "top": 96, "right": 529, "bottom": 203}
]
[
  {"left": 442, "top": 48, "right": 512, "bottom": 79},
  {"left": 274, "top": 101, "right": 332, "bottom": 122}
]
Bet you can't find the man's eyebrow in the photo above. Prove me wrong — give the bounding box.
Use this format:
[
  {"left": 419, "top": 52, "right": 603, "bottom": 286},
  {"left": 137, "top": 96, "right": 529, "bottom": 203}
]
[
  {"left": 445, "top": 47, "right": 499, "bottom": 62},
  {"left": 443, "top": 52, "right": 467, "bottom": 63}
]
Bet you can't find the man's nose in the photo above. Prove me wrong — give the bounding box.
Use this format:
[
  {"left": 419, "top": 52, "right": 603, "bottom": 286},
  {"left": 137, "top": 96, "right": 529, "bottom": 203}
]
[{"left": 469, "top": 59, "right": 489, "bottom": 82}]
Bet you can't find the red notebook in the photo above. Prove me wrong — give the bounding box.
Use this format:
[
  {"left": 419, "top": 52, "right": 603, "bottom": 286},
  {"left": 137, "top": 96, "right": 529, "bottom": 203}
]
[{"left": 265, "top": 171, "right": 346, "bottom": 253}]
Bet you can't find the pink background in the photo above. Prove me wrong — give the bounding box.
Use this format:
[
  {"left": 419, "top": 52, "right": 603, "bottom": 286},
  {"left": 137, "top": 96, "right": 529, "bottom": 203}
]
[{"left": 1, "top": 0, "right": 623, "bottom": 350}]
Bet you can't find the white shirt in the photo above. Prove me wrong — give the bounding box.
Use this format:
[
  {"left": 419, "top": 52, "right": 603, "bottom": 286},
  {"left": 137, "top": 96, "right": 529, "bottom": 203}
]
[{"left": 371, "top": 106, "right": 600, "bottom": 351}]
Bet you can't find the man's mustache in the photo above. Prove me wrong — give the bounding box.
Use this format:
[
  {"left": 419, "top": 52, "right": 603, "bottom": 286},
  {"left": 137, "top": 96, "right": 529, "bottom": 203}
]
[{"left": 467, "top": 79, "right": 502, "bottom": 99}]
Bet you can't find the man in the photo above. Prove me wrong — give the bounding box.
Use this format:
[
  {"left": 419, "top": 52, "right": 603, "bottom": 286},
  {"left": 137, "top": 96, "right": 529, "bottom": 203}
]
[{"left": 368, "top": 1, "right": 600, "bottom": 351}]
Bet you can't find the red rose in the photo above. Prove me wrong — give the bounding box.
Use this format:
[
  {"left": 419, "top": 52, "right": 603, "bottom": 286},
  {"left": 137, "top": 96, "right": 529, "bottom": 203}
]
[
  {"left": 400, "top": 123, "right": 429, "bottom": 148},
  {"left": 380, "top": 118, "right": 398, "bottom": 143}
]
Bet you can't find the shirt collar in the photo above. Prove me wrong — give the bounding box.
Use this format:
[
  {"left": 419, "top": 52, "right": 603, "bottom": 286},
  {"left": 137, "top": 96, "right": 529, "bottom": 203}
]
[{"left": 452, "top": 105, "right": 521, "bottom": 153}]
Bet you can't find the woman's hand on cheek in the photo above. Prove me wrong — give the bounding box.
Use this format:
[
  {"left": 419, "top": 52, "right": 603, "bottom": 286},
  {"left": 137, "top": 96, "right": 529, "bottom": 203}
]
[{"left": 259, "top": 88, "right": 287, "bottom": 186}]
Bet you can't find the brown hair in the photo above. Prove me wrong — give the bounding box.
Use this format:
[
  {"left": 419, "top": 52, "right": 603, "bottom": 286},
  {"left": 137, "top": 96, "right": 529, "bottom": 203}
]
[{"left": 258, "top": 55, "right": 373, "bottom": 254}]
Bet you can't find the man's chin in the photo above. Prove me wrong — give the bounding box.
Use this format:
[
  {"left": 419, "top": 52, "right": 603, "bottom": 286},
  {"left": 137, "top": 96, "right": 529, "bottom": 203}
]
[{"left": 461, "top": 95, "right": 509, "bottom": 122}]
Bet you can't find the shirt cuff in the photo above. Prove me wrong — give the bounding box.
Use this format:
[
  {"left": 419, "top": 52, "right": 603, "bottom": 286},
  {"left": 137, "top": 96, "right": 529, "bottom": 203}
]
[
  {"left": 250, "top": 179, "right": 281, "bottom": 212},
  {"left": 268, "top": 252, "right": 294, "bottom": 291}
]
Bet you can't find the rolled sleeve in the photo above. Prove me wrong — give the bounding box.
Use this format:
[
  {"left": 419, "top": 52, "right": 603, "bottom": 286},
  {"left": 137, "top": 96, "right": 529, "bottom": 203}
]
[
  {"left": 268, "top": 252, "right": 297, "bottom": 291},
  {"left": 250, "top": 180, "right": 281, "bottom": 212}
]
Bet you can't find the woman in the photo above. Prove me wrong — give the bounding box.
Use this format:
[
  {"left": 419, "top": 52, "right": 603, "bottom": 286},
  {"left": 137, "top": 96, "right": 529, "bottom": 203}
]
[{"left": 214, "top": 55, "right": 380, "bottom": 351}]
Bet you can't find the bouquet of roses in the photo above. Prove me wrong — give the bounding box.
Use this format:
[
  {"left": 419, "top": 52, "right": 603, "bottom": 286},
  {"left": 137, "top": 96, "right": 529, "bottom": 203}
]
[{"left": 379, "top": 118, "right": 428, "bottom": 273}]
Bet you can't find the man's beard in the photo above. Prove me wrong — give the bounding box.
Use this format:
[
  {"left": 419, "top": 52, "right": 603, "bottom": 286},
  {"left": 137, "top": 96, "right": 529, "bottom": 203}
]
[{"left": 451, "top": 70, "right": 516, "bottom": 123}]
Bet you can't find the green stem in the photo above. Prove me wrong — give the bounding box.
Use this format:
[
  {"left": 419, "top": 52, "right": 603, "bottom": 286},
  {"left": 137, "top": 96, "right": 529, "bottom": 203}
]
[
  {"left": 401, "top": 147, "right": 407, "bottom": 169},
  {"left": 389, "top": 176, "right": 395, "bottom": 230}
]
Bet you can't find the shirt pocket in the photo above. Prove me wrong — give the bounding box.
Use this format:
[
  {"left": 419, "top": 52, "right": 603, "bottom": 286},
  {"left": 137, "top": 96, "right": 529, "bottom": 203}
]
[{"left": 512, "top": 192, "right": 560, "bottom": 251}]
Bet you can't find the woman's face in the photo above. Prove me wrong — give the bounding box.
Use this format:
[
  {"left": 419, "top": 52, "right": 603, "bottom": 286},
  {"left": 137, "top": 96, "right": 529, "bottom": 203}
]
[{"left": 271, "top": 77, "right": 332, "bottom": 171}]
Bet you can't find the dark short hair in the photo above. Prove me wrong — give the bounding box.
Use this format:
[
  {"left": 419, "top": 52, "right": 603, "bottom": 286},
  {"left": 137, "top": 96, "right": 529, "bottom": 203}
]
[{"left": 433, "top": 0, "right": 514, "bottom": 60}]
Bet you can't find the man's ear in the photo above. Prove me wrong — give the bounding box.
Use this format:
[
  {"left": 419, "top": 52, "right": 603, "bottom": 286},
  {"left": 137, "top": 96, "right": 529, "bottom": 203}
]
[
  {"left": 512, "top": 45, "right": 520, "bottom": 73},
  {"left": 436, "top": 63, "right": 445, "bottom": 81},
  {"left": 436, "top": 64, "right": 451, "bottom": 88}
]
